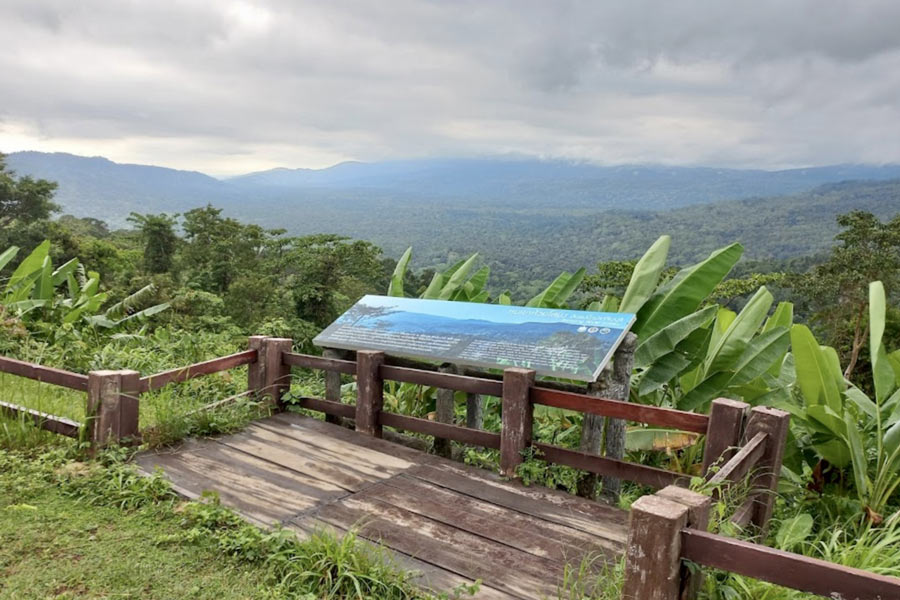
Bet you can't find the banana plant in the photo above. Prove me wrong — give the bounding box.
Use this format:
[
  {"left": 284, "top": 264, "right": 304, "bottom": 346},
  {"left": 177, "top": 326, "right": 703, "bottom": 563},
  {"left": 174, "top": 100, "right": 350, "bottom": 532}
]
[
  {"left": 788, "top": 281, "right": 900, "bottom": 521},
  {"left": 388, "top": 247, "right": 490, "bottom": 302},
  {"left": 1, "top": 241, "right": 168, "bottom": 330}
]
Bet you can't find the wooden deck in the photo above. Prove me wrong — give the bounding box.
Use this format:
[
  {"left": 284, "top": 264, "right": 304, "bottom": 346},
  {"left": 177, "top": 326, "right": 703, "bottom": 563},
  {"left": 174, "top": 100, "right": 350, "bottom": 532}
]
[{"left": 135, "top": 412, "right": 628, "bottom": 599}]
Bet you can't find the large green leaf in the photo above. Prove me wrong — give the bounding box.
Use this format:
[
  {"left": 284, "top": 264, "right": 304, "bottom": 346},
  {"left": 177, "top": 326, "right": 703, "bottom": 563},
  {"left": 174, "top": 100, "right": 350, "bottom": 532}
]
[
  {"left": 51, "top": 258, "right": 80, "bottom": 287},
  {"left": 634, "top": 243, "right": 743, "bottom": 339},
  {"left": 791, "top": 324, "right": 844, "bottom": 414},
  {"left": 37, "top": 256, "right": 53, "bottom": 300},
  {"left": 619, "top": 235, "right": 670, "bottom": 314},
  {"left": 634, "top": 305, "right": 717, "bottom": 369},
  {"left": 677, "top": 371, "right": 734, "bottom": 411},
  {"left": 5, "top": 240, "right": 49, "bottom": 297},
  {"left": 388, "top": 247, "right": 412, "bottom": 297},
  {"left": 728, "top": 327, "right": 791, "bottom": 386},
  {"left": 421, "top": 273, "right": 444, "bottom": 299},
  {"left": 0, "top": 246, "right": 18, "bottom": 273},
  {"left": 438, "top": 254, "right": 479, "bottom": 300},
  {"left": 870, "top": 281, "right": 896, "bottom": 405},
  {"left": 704, "top": 286, "right": 773, "bottom": 374},
  {"left": 845, "top": 412, "right": 870, "bottom": 498},
  {"left": 527, "top": 270, "right": 577, "bottom": 307},
  {"left": 638, "top": 325, "right": 713, "bottom": 396},
  {"left": 764, "top": 302, "right": 794, "bottom": 376},
  {"left": 467, "top": 265, "right": 490, "bottom": 296},
  {"left": 775, "top": 514, "right": 813, "bottom": 550}
]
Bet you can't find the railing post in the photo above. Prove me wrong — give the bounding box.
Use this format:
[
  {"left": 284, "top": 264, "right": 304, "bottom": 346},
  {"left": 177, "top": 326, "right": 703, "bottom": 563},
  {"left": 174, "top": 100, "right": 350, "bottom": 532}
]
[
  {"left": 499, "top": 367, "right": 535, "bottom": 478},
  {"left": 247, "top": 335, "right": 265, "bottom": 398},
  {"left": 355, "top": 350, "right": 385, "bottom": 438},
  {"left": 323, "top": 348, "right": 349, "bottom": 425},
  {"left": 702, "top": 398, "right": 749, "bottom": 476},
  {"left": 622, "top": 493, "right": 691, "bottom": 600},
  {"left": 261, "top": 337, "right": 292, "bottom": 410},
  {"left": 658, "top": 486, "right": 712, "bottom": 600},
  {"left": 86, "top": 369, "right": 141, "bottom": 449},
  {"left": 466, "top": 389, "right": 484, "bottom": 430},
  {"left": 434, "top": 363, "right": 456, "bottom": 458},
  {"left": 743, "top": 406, "right": 790, "bottom": 536}
]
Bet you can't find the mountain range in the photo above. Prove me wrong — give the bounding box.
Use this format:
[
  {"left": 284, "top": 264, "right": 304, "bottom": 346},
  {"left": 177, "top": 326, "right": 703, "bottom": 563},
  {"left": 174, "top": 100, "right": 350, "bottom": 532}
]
[{"left": 5, "top": 151, "right": 900, "bottom": 292}]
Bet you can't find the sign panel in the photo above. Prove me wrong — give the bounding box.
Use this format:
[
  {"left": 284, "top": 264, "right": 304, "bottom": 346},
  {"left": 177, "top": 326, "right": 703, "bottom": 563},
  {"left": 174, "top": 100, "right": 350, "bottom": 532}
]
[{"left": 314, "top": 295, "right": 635, "bottom": 381}]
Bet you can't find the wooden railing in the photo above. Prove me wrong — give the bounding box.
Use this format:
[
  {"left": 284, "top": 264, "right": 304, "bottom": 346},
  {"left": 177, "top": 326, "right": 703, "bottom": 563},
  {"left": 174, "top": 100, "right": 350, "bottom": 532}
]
[{"left": 622, "top": 485, "right": 900, "bottom": 600}]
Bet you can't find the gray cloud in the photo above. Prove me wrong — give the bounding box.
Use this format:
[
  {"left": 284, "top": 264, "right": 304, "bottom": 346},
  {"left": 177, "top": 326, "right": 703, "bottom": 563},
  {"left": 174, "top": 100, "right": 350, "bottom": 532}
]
[{"left": 1, "top": 0, "right": 899, "bottom": 174}]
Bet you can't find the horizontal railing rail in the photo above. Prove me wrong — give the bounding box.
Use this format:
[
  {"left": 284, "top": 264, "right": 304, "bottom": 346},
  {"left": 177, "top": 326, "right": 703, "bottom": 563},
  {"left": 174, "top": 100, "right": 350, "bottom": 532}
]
[
  {"left": 681, "top": 529, "right": 900, "bottom": 600},
  {"left": 0, "top": 355, "right": 89, "bottom": 391},
  {"left": 0, "top": 400, "right": 82, "bottom": 438},
  {"left": 707, "top": 431, "right": 768, "bottom": 488},
  {"left": 140, "top": 349, "right": 258, "bottom": 392}
]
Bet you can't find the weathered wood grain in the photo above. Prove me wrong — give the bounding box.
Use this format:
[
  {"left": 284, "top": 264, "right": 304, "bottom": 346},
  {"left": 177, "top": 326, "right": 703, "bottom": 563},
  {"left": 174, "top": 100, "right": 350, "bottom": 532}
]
[
  {"left": 283, "top": 351, "right": 357, "bottom": 374},
  {"left": 534, "top": 442, "right": 687, "bottom": 490},
  {"left": 701, "top": 398, "right": 748, "bottom": 475},
  {"left": 139, "top": 350, "right": 257, "bottom": 392},
  {"left": 380, "top": 364, "right": 504, "bottom": 396},
  {"left": 379, "top": 412, "right": 501, "bottom": 449},
  {"left": 0, "top": 355, "right": 89, "bottom": 391},
  {"left": 707, "top": 431, "right": 768, "bottom": 488},
  {"left": 0, "top": 400, "right": 81, "bottom": 437},
  {"left": 500, "top": 368, "right": 535, "bottom": 477},
  {"left": 355, "top": 350, "right": 385, "bottom": 438}
]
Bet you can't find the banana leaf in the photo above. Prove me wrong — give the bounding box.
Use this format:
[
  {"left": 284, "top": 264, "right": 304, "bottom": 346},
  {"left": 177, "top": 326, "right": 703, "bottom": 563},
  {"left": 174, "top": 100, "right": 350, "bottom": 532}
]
[
  {"left": 388, "top": 247, "right": 412, "bottom": 297},
  {"left": 620, "top": 235, "right": 670, "bottom": 314}
]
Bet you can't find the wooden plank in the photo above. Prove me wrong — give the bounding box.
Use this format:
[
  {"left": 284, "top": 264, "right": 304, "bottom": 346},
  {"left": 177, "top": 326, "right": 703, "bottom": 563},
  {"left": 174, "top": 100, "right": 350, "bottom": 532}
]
[
  {"left": 702, "top": 398, "right": 748, "bottom": 475},
  {"left": 534, "top": 442, "right": 687, "bottom": 490},
  {"left": 262, "top": 338, "right": 292, "bottom": 408},
  {"left": 322, "top": 348, "right": 349, "bottom": 424},
  {"left": 258, "top": 414, "right": 418, "bottom": 472},
  {"left": 218, "top": 423, "right": 394, "bottom": 491},
  {"left": 370, "top": 474, "right": 622, "bottom": 562},
  {"left": 379, "top": 412, "right": 501, "bottom": 449},
  {"left": 707, "top": 432, "right": 768, "bottom": 487},
  {"left": 681, "top": 529, "right": 900, "bottom": 600},
  {"left": 288, "top": 517, "right": 519, "bottom": 600},
  {"left": 269, "top": 411, "right": 429, "bottom": 463},
  {"left": 313, "top": 494, "right": 563, "bottom": 599},
  {"left": 0, "top": 355, "right": 88, "bottom": 391},
  {"left": 294, "top": 396, "right": 356, "bottom": 419},
  {"left": 742, "top": 406, "right": 790, "bottom": 534},
  {"left": 500, "top": 368, "right": 535, "bottom": 477},
  {"left": 531, "top": 387, "right": 710, "bottom": 433},
  {"left": 380, "top": 364, "right": 503, "bottom": 396},
  {"left": 139, "top": 350, "right": 257, "bottom": 392},
  {"left": 433, "top": 364, "right": 456, "bottom": 458},
  {"left": 0, "top": 400, "right": 81, "bottom": 437},
  {"left": 283, "top": 352, "right": 356, "bottom": 374},
  {"left": 731, "top": 496, "right": 755, "bottom": 528},
  {"left": 406, "top": 462, "right": 628, "bottom": 543},
  {"left": 135, "top": 439, "right": 346, "bottom": 525}
]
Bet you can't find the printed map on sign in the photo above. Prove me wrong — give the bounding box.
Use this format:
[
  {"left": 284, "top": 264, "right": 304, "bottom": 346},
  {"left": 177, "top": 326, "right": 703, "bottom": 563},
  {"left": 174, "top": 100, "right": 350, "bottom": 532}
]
[{"left": 314, "top": 295, "right": 636, "bottom": 381}]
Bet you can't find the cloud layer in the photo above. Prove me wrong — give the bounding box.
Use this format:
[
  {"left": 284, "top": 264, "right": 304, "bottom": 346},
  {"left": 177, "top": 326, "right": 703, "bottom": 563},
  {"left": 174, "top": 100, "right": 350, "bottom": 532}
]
[{"left": 1, "top": 0, "right": 899, "bottom": 174}]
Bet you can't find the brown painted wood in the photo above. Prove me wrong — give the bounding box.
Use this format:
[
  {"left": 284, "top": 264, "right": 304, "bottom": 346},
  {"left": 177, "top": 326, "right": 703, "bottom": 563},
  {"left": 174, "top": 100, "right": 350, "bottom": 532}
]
[
  {"left": 656, "top": 486, "right": 712, "bottom": 600},
  {"left": 622, "top": 494, "right": 690, "bottom": 600},
  {"left": 247, "top": 336, "right": 265, "bottom": 397},
  {"left": 379, "top": 412, "right": 502, "bottom": 449},
  {"left": 0, "top": 355, "right": 89, "bottom": 391},
  {"left": 742, "top": 406, "right": 790, "bottom": 534},
  {"left": 380, "top": 364, "right": 504, "bottom": 396},
  {"left": 282, "top": 351, "right": 356, "bottom": 374},
  {"left": 372, "top": 474, "right": 620, "bottom": 563},
  {"left": 406, "top": 462, "right": 628, "bottom": 543},
  {"left": 702, "top": 398, "right": 748, "bottom": 475},
  {"left": 730, "top": 496, "right": 755, "bottom": 528},
  {"left": 433, "top": 363, "right": 456, "bottom": 458},
  {"left": 682, "top": 529, "right": 900, "bottom": 600},
  {"left": 500, "top": 368, "right": 535, "bottom": 477},
  {"left": 288, "top": 517, "right": 518, "bottom": 600},
  {"left": 0, "top": 400, "right": 81, "bottom": 437},
  {"left": 322, "top": 348, "right": 349, "bottom": 424},
  {"left": 707, "top": 432, "right": 768, "bottom": 488},
  {"left": 313, "top": 494, "right": 563, "bottom": 599},
  {"left": 262, "top": 338, "right": 292, "bottom": 409},
  {"left": 355, "top": 350, "right": 385, "bottom": 438},
  {"left": 534, "top": 442, "right": 686, "bottom": 489},
  {"left": 139, "top": 350, "right": 257, "bottom": 392},
  {"left": 86, "top": 370, "right": 141, "bottom": 447},
  {"left": 294, "top": 396, "right": 356, "bottom": 419},
  {"left": 531, "top": 387, "right": 710, "bottom": 433}
]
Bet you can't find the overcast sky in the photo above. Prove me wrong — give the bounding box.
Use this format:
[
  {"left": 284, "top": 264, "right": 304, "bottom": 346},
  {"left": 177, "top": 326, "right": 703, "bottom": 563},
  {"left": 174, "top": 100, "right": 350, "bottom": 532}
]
[{"left": 1, "top": 1, "right": 899, "bottom": 175}]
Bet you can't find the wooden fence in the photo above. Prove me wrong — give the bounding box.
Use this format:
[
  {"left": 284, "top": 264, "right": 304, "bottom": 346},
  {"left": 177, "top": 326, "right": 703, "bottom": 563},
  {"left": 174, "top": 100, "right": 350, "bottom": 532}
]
[{"left": 3, "top": 335, "right": 898, "bottom": 598}]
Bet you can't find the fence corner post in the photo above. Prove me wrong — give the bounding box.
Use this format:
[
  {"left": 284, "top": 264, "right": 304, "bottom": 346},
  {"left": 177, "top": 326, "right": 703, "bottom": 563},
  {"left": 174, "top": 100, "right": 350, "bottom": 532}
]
[
  {"left": 702, "top": 398, "right": 749, "bottom": 476},
  {"left": 743, "top": 405, "right": 790, "bottom": 536},
  {"left": 622, "top": 493, "right": 690, "bottom": 600},
  {"left": 86, "top": 369, "right": 141, "bottom": 450},
  {"left": 261, "top": 337, "right": 292, "bottom": 410},
  {"left": 657, "top": 486, "right": 712, "bottom": 600},
  {"left": 355, "top": 350, "right": 385, "bottom": 438},
  {"left": 499, "top": 367, "right": 535, "bottom": 478}
]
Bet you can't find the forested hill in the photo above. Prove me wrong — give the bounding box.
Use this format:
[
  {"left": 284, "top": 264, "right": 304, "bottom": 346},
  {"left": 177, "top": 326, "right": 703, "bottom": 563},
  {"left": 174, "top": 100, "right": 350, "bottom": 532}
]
[{"left": 5, "top": 151, "right": 900, "bottom": 293}]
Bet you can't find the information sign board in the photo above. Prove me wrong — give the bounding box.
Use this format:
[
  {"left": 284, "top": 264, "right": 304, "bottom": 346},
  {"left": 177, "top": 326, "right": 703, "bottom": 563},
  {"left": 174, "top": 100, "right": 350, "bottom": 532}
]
[{"left": 314, "top": 295, "right": 635, "bottom": 381}]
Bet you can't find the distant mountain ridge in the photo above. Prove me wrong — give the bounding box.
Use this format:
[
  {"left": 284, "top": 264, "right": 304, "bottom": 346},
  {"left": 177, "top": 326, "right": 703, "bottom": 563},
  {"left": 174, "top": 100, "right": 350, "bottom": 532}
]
[{"left": 7, "top": 151, "right": 900, "bottom": 226}]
